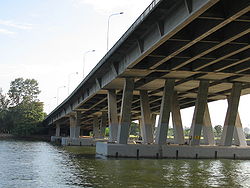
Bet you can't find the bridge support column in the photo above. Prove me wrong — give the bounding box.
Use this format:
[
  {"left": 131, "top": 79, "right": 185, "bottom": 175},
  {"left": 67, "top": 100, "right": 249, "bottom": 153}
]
[
  {"left": 155, "top": 79, "right": 175, "bottom": 145},
  {"left": 93, "top": 116, "right": 100, "bottom": 138},
  {"left": 140, "top": 90, "right": 154, "bottom": 144},
  {"left": 171, "top": 91, "right": 185, "bottom": 145},
  {"left": 70, "top": 114, "right": 80, "bottom": 138},
  {"left": 233, "top": 113, "right": 247, "bottom": 147},
  {"left": 55, "top": 122, "right": 61, "bottom": 137},
  {"left": 190, "top": 80, "right": 209, "bottom": 146},
  {"left": 220, "top": 83, "right": 242, "bottom": 146},
  {"left": 117, "top": 78, "right": 134, "bottom": 144},
  {"left": 108, "top": 90, "right": 119, "bottom": 142},
  {"left": 99, "top": 112, "right": 108, "bottom": 139},
  {"left": 203, "top": 103, "right": 215, "bottom": 145},
  {"left": 151, "top": 114, "right": 157, "bottom": 135}
]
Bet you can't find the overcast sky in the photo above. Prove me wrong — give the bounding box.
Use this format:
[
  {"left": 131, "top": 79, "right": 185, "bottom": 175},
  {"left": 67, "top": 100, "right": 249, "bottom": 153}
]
[{"left": 0, "top": 0, "right": 249, "bottom": 128}]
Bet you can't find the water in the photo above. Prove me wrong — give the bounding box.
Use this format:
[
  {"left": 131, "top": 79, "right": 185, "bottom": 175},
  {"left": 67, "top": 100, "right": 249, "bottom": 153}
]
[{"left": 1, "top": 140, "right": 250, "bottom": 188}]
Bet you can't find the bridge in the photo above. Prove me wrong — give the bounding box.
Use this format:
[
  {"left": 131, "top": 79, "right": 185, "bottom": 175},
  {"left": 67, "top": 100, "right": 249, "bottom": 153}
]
[{"left": 45, "top": 0, "right": 250, "bottom": 158}]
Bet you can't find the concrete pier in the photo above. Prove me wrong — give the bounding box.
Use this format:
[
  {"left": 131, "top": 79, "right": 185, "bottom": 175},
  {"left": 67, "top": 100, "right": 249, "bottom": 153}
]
[
  {"left": 61, "top": 137, "right": 101, "bottom": 146},
  {"left": 96, "top": 142, "right": 250, "bottom": 159}
]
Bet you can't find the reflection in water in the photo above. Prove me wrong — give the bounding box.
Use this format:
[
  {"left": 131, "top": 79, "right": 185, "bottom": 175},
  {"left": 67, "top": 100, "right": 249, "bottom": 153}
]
[{"left": 0, "top": 141, "right": 250, "bottom": 188}]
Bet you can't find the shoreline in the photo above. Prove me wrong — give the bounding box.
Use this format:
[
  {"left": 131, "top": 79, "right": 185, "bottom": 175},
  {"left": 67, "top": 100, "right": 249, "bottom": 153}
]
[{"left": 0, "top": 134, "right": 51, "bottom": 142}]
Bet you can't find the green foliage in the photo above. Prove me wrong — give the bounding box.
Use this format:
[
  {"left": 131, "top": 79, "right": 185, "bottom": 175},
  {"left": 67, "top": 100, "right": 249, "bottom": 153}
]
[
  {"left": 184, "top": 127, "right": 190, "bottom": 136},
  {"left": 8, "top": 78, "right": 40, "bottom": 106},
  {"left": 0, "top": 88, "right": 9, "bottom": 111},
  {"left": 214, "top": 125, "right": 222, "bottom": 137},
  {"left": 168, "top": 128, "right": 174, "bottom": 137},
  {"left": 10, "top": 101, "right": 45, "bottom": 136},
  {"left": 105, "top": 127, "right": 109, "bottom": 137},
  {"left": 0, "top": 78, "right": 45, "bottom": 136},
  {"left": 0, "top": 89, "right": 10, "bottom": 132},
  {"left": 244, "top": 127, "right": 250, "bottom": 139},
  {"left": 129, "top": 122, "right": 140, "bottom": 136}
]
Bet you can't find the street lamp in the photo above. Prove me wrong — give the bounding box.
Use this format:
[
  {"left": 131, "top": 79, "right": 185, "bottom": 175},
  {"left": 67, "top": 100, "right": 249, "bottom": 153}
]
[
  {"left": 107, "top": 12, "right": 124, "bottom": 51},
  {"left": 83, "top": 50, "right": 95, "bottom": 78},
  {"left": 68, "top": 72, "right": 78, "bottom": 95},
  {"left": 57, "top": 85, "right": 66, "bottom": 105}
]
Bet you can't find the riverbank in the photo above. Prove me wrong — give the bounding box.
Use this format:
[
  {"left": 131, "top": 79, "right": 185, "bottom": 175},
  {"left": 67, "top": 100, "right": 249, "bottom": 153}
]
[
  {"left": 0, "top": 134, "right": 14, "bottom": 140},
  {"left": 0, "top": 134, "right": 51, "bottom": 142}
]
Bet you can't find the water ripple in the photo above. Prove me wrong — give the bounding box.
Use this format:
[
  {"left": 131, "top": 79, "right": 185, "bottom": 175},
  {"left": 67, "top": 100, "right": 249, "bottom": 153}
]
[{"left": 1, "top": 141, "right": 250, "bottom": 188}]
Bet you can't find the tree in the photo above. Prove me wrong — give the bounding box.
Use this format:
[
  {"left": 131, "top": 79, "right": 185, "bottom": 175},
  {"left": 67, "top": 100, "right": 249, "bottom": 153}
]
[
  {"left": 214, "top": 125, "right": 222, "bottom": 137},
  {"left": 8, "top": 78, "right": 40, "bottom": 106},
  {"left": 130, "top": 122, "right": 140, "bottom": 136},
  {"left": 184, "top": 127, "right": 190, "bottom": 136},
  {"left": 0, "top": 88, "right": 10, "bottom": 133},
  {"left": 244, "top": 127, "right": 250, "bottom": 139},
  {"left": 10, "top": 101, "right": 45, "bottom": 136},
  {"left": 0, "top": 88, "right": 9, "bottom": 111},
  {"left": 0, "top": 78, "right": 45, "bottom": 136}
]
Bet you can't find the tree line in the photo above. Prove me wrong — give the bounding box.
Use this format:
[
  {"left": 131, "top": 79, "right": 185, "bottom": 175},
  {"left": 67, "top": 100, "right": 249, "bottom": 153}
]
[{"left": 0, "top": 78, "right": 46, "bottom": 136}]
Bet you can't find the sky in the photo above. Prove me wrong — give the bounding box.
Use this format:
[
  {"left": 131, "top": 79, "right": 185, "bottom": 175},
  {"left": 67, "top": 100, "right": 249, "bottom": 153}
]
[{"left": 0, "top": 0, "right": 249, "bottom": 128}]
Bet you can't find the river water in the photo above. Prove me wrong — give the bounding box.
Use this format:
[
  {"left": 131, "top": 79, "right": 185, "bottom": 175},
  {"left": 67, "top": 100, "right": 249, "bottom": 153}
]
[{"left": 0, "top": 140, "right": 250, "bottom": 188}]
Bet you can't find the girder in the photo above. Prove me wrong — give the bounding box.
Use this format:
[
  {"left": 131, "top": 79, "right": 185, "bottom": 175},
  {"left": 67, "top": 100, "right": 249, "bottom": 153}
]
[{"left": 44, "top": 0, "right": 250, "bottom": 132}]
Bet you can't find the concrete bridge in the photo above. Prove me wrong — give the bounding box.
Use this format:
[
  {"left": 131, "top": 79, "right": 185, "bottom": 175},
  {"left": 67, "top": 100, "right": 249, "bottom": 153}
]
[{"left": 45, "top": 0, "right": 250, "bottom": 159}]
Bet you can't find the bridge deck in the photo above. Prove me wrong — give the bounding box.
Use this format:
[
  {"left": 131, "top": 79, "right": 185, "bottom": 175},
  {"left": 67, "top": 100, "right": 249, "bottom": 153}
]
[{"left": 45, "top": 0, "right": 250, "bottom": 130}]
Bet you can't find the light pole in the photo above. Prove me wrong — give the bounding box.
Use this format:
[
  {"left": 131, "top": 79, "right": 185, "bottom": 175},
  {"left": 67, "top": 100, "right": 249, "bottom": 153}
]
[
  {"left": 57, "top": 85, "right": 66, "bottom": 105},
  {"left": 83, "top": 50, "right": 95, "bottom": 78},
  {"left": 106, "top": 12, "right": 124, "bottom": 51},
  {"left": 68, "top": 72, "right": 78, "bottom": 95}
]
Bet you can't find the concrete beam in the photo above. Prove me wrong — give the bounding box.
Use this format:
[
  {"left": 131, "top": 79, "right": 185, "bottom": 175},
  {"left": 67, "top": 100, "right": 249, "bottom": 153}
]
[
  {"left": 140, "top": 90, "right": 154, "bottom": 144},
  {"left": 220, "top": 83, "right": 242, "bottom": 146},
  {"left": 117, "top": 78, "right": 134, "bottom": 144},
  {"left": 190, "top": 80, "right": 209, "bottom": 146},
  {"left": 155, "top": 79, "right": 175, "bottom": 145}
]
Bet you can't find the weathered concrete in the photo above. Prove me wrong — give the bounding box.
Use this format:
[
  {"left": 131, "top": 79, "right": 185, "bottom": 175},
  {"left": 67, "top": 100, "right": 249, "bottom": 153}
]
[
  {"left": 69, "top": 115, "right": 80, "bottom": 138},
  {"left": 155, "top": 79, "right": 175, "bottom": 145},
  {"left": 55, "top": 123, "right": 61, "bottom": 137},
  {"left": 117, "top": 78, "right": 134, "bottom": 144},
  {"left": 51, "top": 136, "right": 62, "bottom": 144},
  {"left": 99, "top": 112, "right": 108, "bottom": 139},
  {"left": 108, "top": 89, "right": 119, "bottom": 142},
  {"left": 233, "top": 113, "right": 247, "bottom": 147},
  {"left": 96, "top": 142, "right": 250, "bottom": 159},
  {"left": 140, "top": 90, "right": 154, "bottom": 144},
  {"left": 171, "top": 91, "right": 185, "bottom": 145},
  {"left": 203, "top": 103, "right": 215, "bottom": 145},
  {"left": 220, "top": 83, "right": 242, "bottom": 146},
  {"left": 61, "top": 137, "right": 107, "bottom": 146},
  {"left": 93, "top": 116, "right": 100, "bottom": 138},
  {"left": 190, "top": 80, "right": 209, "bottom": 146}
]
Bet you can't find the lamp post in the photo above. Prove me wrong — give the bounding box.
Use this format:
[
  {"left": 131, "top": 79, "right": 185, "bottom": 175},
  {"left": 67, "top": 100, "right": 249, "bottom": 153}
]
[
  {"left": 83, "top": 50, "right": 95, "bottom": 78},
  {"left": 68, "top": 72, "right": 78, "bottom": 95},
  {"left": 57, "top": 85, "right": 66, "bottom": 105},
  {"left": 106, "top": 12, "right": 124, "bottom": 51}
]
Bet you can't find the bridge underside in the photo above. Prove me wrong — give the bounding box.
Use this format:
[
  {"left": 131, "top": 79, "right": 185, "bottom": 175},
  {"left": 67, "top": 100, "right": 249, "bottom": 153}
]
[{"left": 47, "top": 0, "right": 250, "bottom": 157}]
